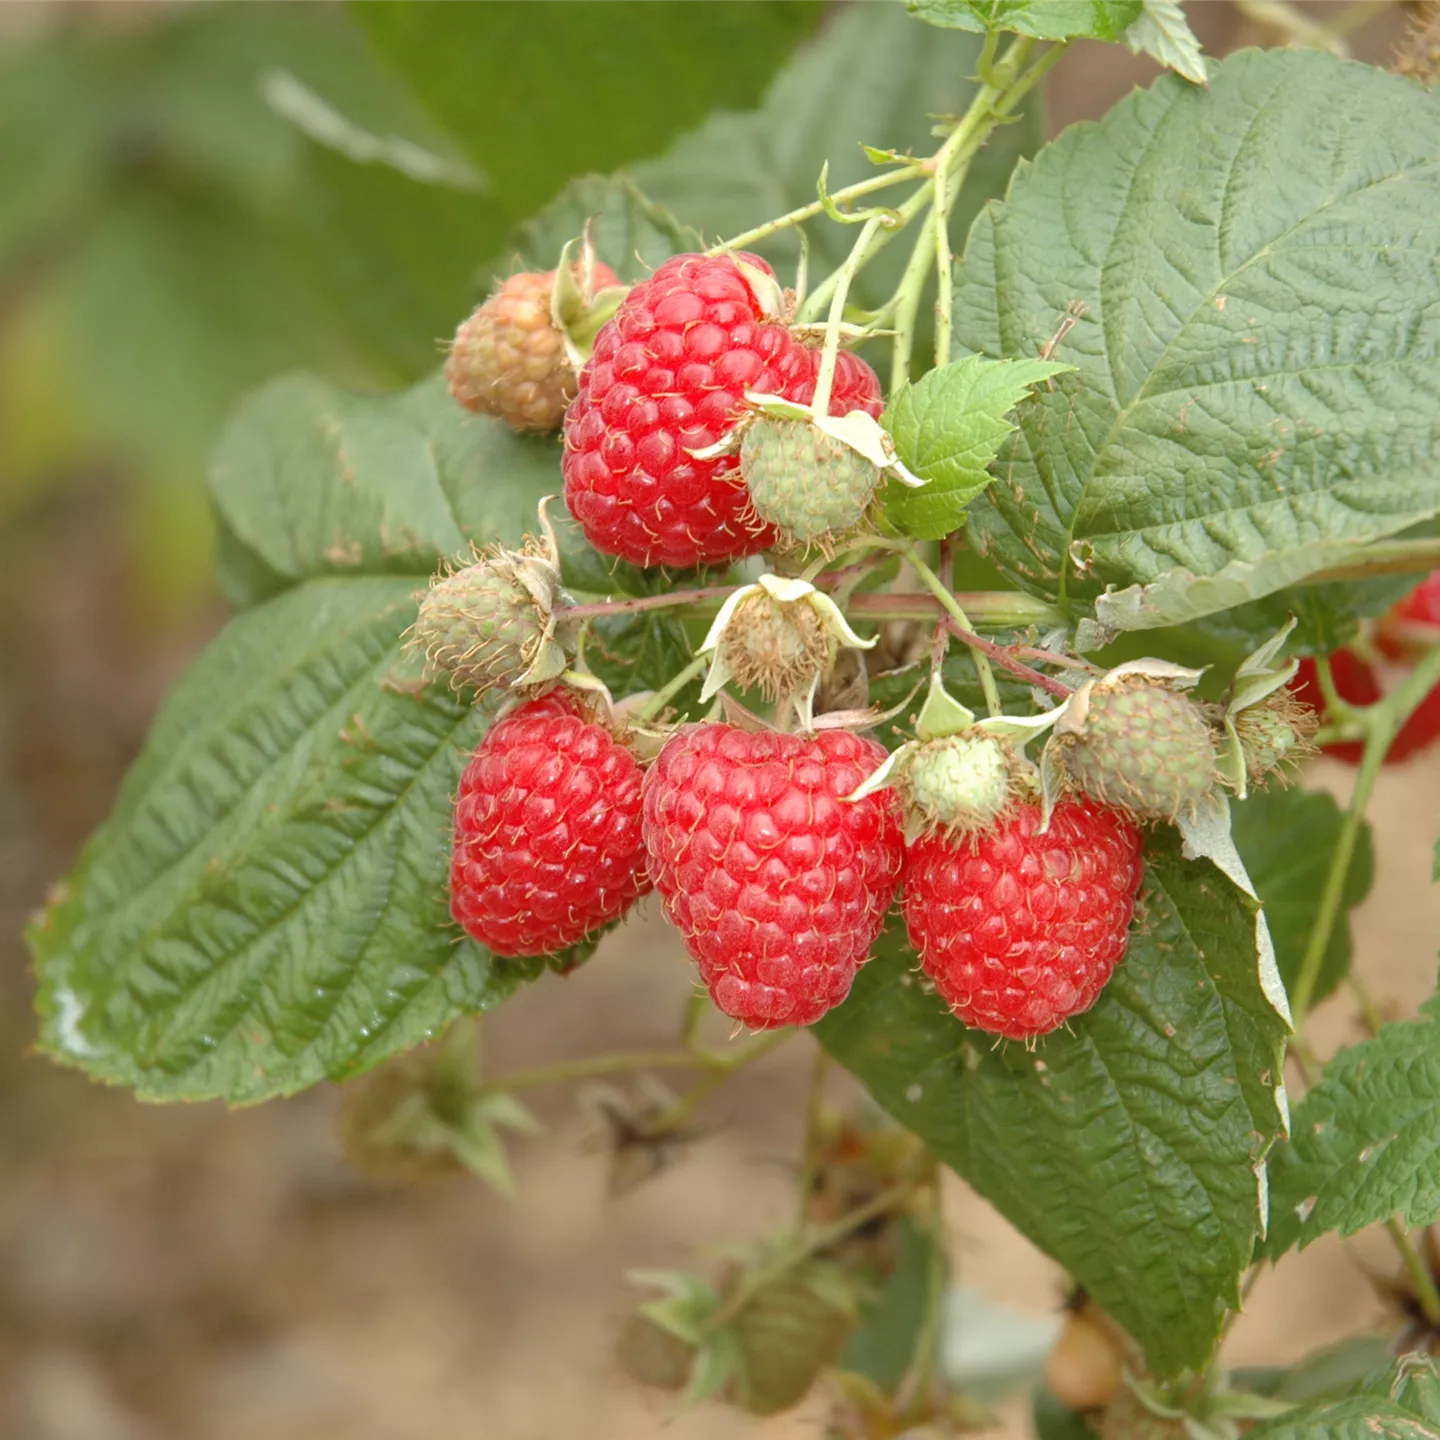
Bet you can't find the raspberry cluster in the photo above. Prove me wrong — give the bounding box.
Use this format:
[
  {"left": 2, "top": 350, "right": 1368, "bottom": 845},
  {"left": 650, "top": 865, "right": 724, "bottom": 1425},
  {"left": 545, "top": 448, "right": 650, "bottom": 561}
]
[{"left": 440, "top": 248, "right": 1158, "bottom": 1040}]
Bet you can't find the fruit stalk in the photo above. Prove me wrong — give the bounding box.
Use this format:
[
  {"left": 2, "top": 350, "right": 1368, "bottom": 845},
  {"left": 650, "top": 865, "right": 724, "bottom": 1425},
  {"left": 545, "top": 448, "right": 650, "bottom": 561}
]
[
  {"left": 1290, "top": 640, "right": 1440, "bottom": 1023},
  {"left": 1386, "top": 1218, "right": 1440, "bottom": 1328},
  {"left": 905, "top": 546, "right": 1003, "bottom": 715}
]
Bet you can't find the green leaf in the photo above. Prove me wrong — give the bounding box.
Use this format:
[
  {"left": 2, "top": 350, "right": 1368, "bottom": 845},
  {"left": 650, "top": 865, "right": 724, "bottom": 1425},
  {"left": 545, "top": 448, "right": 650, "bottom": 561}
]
[
  {"left": 1123, "top": 0, "right": 1207, "bottom": 84},
  {"left": 841, "top": 1216, "right": 939, "bottom": 1392},
  {"left": 957, "top": 50, "right": 1440, "bottom": 632},
  {"left": 1231, "top": 787, "right": 1374, "bottom": 1008},
  {"left": 1032, "top": 1389, "right": 1096, "bottom": 1440},
  {"left": 905, "top": 0, "right": 1143, "bottom": 41},
  {"left": 881, "top": 355, "right": 1072, "bottom": 540},
  {"left": 208, "top": 370, "right": 561, "bottom": 605},
  {"left": 634, "top": 2, "right": 1040, "bottom": 328},
  {"left": 28, "top": 576, "right": 525, "bottom": 1104},
  {"left": 1249, "top": 1380, "right": 1440, "bottom": 1440},
  {"left": 1267, "top": 1004, "right": 1440, "bottom": 1256},
  {"left": 815, "top": 831, "right": 1289, "bottom": 1377},
  {"left": 1359, "top": 1358, "right": 1440, "bottom": 1425},
  {"left": 510, "top": 173, "right": 703, "bottom": 284},
  {"left": 350, "top": 0, "right": 825, "bottom": 221},
  {"left": 1248, "top": 1401, "right": 1440, "bottom": 1439}
]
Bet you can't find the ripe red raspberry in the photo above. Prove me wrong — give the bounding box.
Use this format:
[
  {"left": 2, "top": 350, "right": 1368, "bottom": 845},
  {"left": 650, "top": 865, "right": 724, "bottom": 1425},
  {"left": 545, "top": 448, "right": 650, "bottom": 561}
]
[
  {"left": 562, "top": 252, "right": 883, "bottom": 570},
  {"left": 450, "top": 692, "right": 649, "bottom": 956},
  {"left": 447, "top": 264, "right": 619, "bottom": 433},
  {"left": 902, "top": 800, "right": 1143, "bottom": 1041},
  {"left": 641, "top": 724, "right": 901, "bottom": 1029},
  {"left": 1377, "top": 569, "right": 1440, "bottom": 661},
  {"left": 1292, "top": 652, "right": 1440, "bottom": 765}
]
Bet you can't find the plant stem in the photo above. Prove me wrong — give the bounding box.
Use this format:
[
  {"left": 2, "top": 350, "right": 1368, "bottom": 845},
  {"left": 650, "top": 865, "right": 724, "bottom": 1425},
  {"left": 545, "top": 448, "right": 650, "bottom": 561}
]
[
  {"left": 905, "top": 547, "right": 1003, "bottom": 715},
  {"left": 814, "top": 214, "right": 886, "bottom": 416},
  {"left": 932, "top": 146, "right": 954, "bottom": 368},
  {"left": 635, "top": 652, "right": 709, "bottom": 721},
  {"left": 481, "top": 1049, "right": 710, "bottom": 1093},
  {"left": 1387, "top": 1218, "right": 1440, "bottom": 1328},
  {"left": 1290, "top": 641, "right": 1440, "bottom": 1025},
  {"left": 704, "top": 1179, "right": 919, "bottom": 1332},
  {"left": 845, "top": 588, "right": 1066, "bottom": 627},
  {"left": 645, "top": 1031, "right": 793, "bottom": 1134},
  {"left": 563, "top": 584, "right": 739, "bottom": 621},
  {"left": 794, "top": 1042, "right": 831, "bottom": 1232},
  {"left": 897, "top": 1178, "right": 948, "bottom": 1420},
  {"left": 943, "top": 617, "right": 1074, "bottom": 699},
  {"left": 709, "top": 167, "right": 921, "bottom": 255}
]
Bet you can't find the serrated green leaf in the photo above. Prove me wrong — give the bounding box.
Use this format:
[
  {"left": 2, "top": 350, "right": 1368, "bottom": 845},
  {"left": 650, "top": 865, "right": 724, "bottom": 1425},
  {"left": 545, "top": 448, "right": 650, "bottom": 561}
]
[
  {"left": 208, "top": 370, "right": 561, "bottom": 606},
  {"left": 350, "top": 0, "right": 825, "bottom": 222},
  {"left": 905, "top": 0, "right": 1142, "bottom": 41},
  {"left": 1266, "top": 1008, "right": 1440, "bottom": 1256},
  {"left": 1124, "top": 0, "right": 1207, "bottom": 84},
  {"left": 510, "top": 173, "right": 703, "bottom": 285},
  {"left": 1247, "top": 1399, "right": 1440, "bottom": 1439},
  {"left": 28, "top": 576, "right": 526, "bottom": 1104},
  {"left": 881, "top": 355, "right": 1072, "bottom": 540},
  {"left": 634, "top": 3, "right": 1039, "bottom": 336},
  {"left": 958, "top": 50, "right": 1440, "bottom": 633},
  {"left": 815, "top": 831, "right": 1288, "bottom": 1377},
  {"left": 1231, "top": 787, "right": 1374, "bottom": 1008},
  {"left": 1360, "top": 1358, "right": 1440, "bottom": 1425}
]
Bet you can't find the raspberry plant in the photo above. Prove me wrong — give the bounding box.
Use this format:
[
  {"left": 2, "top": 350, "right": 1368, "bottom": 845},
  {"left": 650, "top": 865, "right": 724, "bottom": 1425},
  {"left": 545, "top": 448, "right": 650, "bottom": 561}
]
[{"left": 24, "top": 3, "right": 1440, "bottom": 1435}]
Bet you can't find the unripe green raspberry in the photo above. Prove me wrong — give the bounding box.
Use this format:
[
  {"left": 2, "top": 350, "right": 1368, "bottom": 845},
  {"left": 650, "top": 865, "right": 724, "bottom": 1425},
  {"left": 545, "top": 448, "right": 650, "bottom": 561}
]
[
  {"left": 905, "top": 732, "right": 1016, "bottom": 838},
  {"left": 415, "top": 542, "right": 574, "bottom": 697},
  {"left": 447, "top": 263, "right": 619, "bottom": 433},
  {"left": 1233, "top": 685, "right": 1317, "bottom": 785},
  {"left": 741, "top": 414, "right": 881, "bottom": 548},
  {"left": 1056, "top": 679, "right": 1216, "bottom": 822}
]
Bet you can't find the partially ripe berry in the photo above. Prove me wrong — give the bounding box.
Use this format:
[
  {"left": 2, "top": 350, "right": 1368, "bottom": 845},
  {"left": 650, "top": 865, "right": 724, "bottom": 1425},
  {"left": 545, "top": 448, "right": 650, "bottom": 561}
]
[
  {"left": 1054, "top": 679, "right": 1215, "bottom": 822},
  {"left": 742, "top": 414, "right": 882, "bottom": 549},
  {"left": 415, "top": 541, "right": 573, "bottom": 698},
  {"left": 1044, "top": 1311, "right": 1125, "bottom": 1412},
  {"left": 642, "top": 724, "right": 901, "bottom": 1029},
  {"left": 447, "top": 263, "right": 619, "bottom": 432},
  {"left": 562, "top": 252, "right": 882, "bottom": 570},
  {"left": 451, "top": 692, "right": 649, "bottom": 956},
  {"left": 903, "top": 799, "right": 1143, "bottom": 1041},
  {"left": 904, "top": 732, "right": 1016, "bottom": 839}
]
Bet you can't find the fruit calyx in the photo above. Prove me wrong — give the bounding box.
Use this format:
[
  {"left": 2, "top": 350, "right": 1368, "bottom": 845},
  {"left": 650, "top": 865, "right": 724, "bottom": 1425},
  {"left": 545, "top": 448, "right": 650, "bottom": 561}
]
[{"left": 698, "top": 573, "right": 875, "bottom": 730}]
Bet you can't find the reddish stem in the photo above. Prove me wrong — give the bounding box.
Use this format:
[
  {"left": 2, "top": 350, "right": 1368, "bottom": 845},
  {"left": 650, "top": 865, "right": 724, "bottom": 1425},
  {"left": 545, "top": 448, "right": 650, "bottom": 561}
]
[
  {"left": 562, "top": 585, "right": 737, "bottom": 620},
  {"left": 943, "top": 619, "right": 1073, "bottom": 699}
]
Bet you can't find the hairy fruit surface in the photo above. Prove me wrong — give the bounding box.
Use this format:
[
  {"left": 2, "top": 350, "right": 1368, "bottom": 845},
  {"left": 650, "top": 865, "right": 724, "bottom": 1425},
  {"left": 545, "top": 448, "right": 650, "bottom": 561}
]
[
  {"left": 741, "top": 414, "right": 882, "bottom": 548},
  {"left": 1056, "top": 680, "right": 1215, "bottom": 822},
  {"left": 451, "top": 693, "right": 649, "bottom": 956},
  {"left": 641, "top": 724, "right": 901, "bottom": 1029},
  {"left": 447, "top": 264, "right": 619, "bottom": 432},
  {"left": 903, "top": 799, "right": 1143, "bottom": 1041},
  {"left": 415, "top": 542, "right": 572, "bottom": 698},
  {"left": 1232, "top": 685, "right": 1318, "bottom": 785},
  {"left": 903, "top": 731, "right": 1017, "bottom": 839},
  {"left": 562, "top": 252, "right": 882, "bottom": 569}
]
